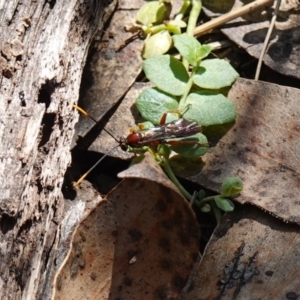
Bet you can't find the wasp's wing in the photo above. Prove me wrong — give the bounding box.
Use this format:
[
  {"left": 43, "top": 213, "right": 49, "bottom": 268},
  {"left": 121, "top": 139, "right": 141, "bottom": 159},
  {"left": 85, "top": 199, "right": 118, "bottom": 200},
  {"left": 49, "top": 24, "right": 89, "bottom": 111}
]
[
  {"left": 164, "top": 118, "right": 202, "bottom": 137},
  {"left": 137, "top": 119, "right": 202, "bottom": 145}
]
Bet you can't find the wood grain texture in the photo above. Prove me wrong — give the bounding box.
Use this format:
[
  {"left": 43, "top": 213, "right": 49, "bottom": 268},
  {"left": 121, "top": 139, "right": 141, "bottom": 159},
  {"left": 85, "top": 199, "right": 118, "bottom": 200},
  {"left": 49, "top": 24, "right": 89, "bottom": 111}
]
[{"left": 0, "top": 0, "right": 116, "bottom": 298}]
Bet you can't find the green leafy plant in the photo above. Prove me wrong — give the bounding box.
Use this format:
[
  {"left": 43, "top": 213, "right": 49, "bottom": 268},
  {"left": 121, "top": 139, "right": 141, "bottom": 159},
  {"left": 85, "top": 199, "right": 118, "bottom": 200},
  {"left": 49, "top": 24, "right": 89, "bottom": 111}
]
[
  {"left": 136, "top": 34, "right": 238, "bottom": 156},
  {"left": 136, "top": 1, "right": 171, "bottom": 27},
  {"left": 136, "top": 0, "right": 199, "bottom": 58},
  {"left": 194, "top": 177, "right": 243, "bottom": 222},
  {"left": 133, "top": 0, "right": 242, "bottom": 221}
]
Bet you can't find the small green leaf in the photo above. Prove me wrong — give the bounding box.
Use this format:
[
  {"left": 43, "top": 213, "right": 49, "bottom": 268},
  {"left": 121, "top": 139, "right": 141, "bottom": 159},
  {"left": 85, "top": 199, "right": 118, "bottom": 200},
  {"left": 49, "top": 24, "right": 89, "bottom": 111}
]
[
  {"left": 214, "top": 196, "right": 235, "bottom": 212},
  {"left": 198, "top": 189, "right": 206, "bottom": 200},
  {"left": 197, "top": 45, "right": 212, "bottom": 60},
  {"left": 165, "top": 20, "right": 187, "bottom": 34},
  {"left": 138, "top": 121, "right": 155, "bottom": 130},
  {"left": 194, "top": 58, "right": 239, "bottom": 89},
  {"left": 170, "top": 133, "right": 208, "bottom": 157},
  {"left": 142, "top": 55, "right": 189, "bottom": 96},
  {"left": 143, "top": 31, "right": 172, "bottom": 59},
  {"left": 183, "top": 92, "right": 237, "bottom": 126},
  {"left": 136, "top": 88, "right": 178, "bottom": 124},
  {"left": 173, "top": 34, "right": 212, "bottom": 66},
  {"left": 136, "top": 2, "right": 169, "bottom": 26},
  {"left": 201, "top": 203, "right": 211, "bottom": 212},
  {"left": 168, "top": 20, "right": 186, "bottom": 28},
  {"left": 221, "top": 177, "right": 243, "bottom": 197},
  {"left": 168, "top": 19, "right": 187, "bottom": 28}
]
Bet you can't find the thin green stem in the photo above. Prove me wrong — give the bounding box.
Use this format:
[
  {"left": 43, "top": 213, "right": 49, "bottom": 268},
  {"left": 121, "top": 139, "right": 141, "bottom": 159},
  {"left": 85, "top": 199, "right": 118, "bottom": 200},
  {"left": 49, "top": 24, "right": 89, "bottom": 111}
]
[
  {"left": 211, "top": 201, "right": 222, "bottom": 224},
  {"left": 162, "top": 160, "right": 192, "bottom": 200},
  {"left": 183, "top": 0, "right": 202, "bottom": 69},
  {"left": 196, "top": 195, "right": 215, "bottom": 206},
  {"left": 178, "top": 66, "right": 197, "bottom": 109},
  {"left": 175, "top": 0, "right": 191, "bottom": 20},
  {"left": 186, "top": 0, "right": 202, "bottom": 36},
  {"left": 144, "top": 24, "right": 168, "bottom": 35}
]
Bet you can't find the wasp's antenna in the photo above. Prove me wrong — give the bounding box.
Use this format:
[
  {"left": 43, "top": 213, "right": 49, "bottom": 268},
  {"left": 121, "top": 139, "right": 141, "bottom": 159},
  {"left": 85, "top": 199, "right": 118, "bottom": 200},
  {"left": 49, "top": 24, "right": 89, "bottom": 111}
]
[
  {"left": 73, "top": 144, "right": 120, "bottom": 188},
  {"left": 73, "top": 105, "right": 119, "bottom": 143}
]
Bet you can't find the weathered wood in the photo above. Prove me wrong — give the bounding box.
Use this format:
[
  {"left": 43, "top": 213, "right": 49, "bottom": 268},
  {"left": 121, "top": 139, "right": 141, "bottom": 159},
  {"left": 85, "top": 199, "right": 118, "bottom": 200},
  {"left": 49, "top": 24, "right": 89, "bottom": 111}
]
[{"left": 0, "top": 0, "right": 116, "bottom": 298}]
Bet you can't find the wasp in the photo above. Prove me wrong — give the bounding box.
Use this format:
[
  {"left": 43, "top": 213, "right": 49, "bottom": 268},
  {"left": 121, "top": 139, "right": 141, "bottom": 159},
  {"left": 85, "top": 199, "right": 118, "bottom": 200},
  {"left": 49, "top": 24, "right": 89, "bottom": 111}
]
[
  {"left": 73, "top": 105, "right": 206, "bottom": 186},
  {"left": 119, "top": 117, "right": 202, "bottom": 150}
]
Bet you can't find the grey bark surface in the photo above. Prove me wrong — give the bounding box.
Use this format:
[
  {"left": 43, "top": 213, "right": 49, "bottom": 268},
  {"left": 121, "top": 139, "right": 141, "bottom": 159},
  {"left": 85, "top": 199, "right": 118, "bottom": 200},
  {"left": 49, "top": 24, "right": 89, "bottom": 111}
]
[{"left": 0, "top": 0, "right": 116, "bottom": 299}]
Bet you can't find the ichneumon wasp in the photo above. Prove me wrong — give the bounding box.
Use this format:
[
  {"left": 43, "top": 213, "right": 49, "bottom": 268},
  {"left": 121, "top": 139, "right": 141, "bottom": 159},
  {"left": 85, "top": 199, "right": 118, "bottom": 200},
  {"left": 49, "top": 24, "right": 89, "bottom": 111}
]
[{"left": 73, "top": 105, "right": 208, "bottom": 186}]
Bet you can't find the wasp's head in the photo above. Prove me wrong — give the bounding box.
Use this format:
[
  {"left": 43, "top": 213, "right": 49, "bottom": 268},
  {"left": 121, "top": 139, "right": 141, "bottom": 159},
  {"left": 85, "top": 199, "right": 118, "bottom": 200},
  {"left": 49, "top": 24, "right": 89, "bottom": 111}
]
[{"left": 119, "top": 137, "right": 128, "bottom": 151}]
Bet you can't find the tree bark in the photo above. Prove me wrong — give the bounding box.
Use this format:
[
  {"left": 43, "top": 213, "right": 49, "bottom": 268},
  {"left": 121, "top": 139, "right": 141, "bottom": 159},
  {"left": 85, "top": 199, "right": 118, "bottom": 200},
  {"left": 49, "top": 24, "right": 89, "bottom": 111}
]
[{"left": 0, "top": 0, "right": 116, "bottom": 298}]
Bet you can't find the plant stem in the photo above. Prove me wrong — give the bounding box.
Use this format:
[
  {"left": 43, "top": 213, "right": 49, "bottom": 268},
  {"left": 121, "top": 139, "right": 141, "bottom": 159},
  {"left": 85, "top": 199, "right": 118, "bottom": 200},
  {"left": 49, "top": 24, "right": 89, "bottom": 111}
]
[
  {"left": 183, "top": 0, "right": 202, "bottom": 69},
  {"left": 144, "top": 24, "right": 167, "bottom": 35},
  {"left": 211, "top": 201, "right": 222, "bottom": 224},
  {"left": 186, "top": 0, "right": 202, "bottom": 36},
  {"left": 178, "top": 66, "right": 197, "bottom": 109},
  {"left": 195, "top": 195, "right": 222, "bottom": 223},
  {"left": 162, "top": 160, "right": 192, "bottom": 200},
  {"left": 196, "top": 195, "right": 215, "bottom": 206},
  {"left": 175, "top": 0, "right": 191, "bottom": 20}
]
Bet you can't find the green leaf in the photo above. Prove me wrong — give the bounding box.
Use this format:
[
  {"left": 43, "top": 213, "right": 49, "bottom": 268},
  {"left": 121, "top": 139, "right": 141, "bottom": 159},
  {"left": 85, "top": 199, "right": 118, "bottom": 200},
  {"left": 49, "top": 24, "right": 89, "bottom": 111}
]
[
  {"left": 136, "top": 88, "right": 178, "bottom": 124},
  {"left": 142, "top": 55, "right": 189, "bottom": 96},
  {"left": 221, "top": 177, "right": 243, "bottom": 197},
  {"left": 198, "top": 189, "right": 206, "bottom": 200},
  {"left": 142, "top": 31, "right": 172, "bottom": 59},
  {"left": 168, "top": 19, "right": 187, "bottom": 28},
  {"left": 136, "top": 2, "right": 169, "bottom": 26},
  {"left": 173, "top": 34, "right": 212, "bottom": 66},
  {"left": 214, "top": 196, "right": 235, "bottom": 212},
  {"left": 183, "top": 91, "right": 237, "bottom": 126},
  {"left": 193, "top": 58, "right": 239, "bottom": 89},
  {"left": 198, "top": 45, "right": 213, "bottom": 60},
  {"left": 165, "top": 20, "right": 187, "bottom": 35},
  {"left": 201, "top": 204, "right": 211, "bottom": 212},
  {"left": 138, "top": 121, "right": 154, "bottom": 130},
  {"left": 169, "top": 132, "right": 209, "bottom": 157}
]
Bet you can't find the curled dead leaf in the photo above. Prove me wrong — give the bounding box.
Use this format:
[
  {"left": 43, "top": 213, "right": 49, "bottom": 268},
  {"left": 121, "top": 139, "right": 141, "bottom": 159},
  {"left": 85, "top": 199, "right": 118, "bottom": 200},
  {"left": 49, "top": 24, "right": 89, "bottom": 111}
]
[{"left": 53, "top": 154, "right": 200, "bottom": 299}]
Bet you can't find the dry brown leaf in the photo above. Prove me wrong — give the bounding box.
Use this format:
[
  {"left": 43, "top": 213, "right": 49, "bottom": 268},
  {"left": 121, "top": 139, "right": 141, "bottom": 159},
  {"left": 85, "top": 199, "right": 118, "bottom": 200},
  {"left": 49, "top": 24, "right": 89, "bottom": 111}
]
[
  {"left": 53, "top": 154, "right": 200, "bottom": 300},
  {"left": 118, "top": 152, "right": 177, "bottom": 191},
  {"left": 74, "top": 7, "right": 143, "bottom": 144},
  {"left": 181, "top": 204, "right": 300, "bottom": 299},
  {"left": 203, "top": 0, "right": 300, "bottom": 78},
  {"left": 190, "top": 78, "right": 300, "bottom": 223}
]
